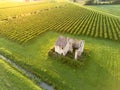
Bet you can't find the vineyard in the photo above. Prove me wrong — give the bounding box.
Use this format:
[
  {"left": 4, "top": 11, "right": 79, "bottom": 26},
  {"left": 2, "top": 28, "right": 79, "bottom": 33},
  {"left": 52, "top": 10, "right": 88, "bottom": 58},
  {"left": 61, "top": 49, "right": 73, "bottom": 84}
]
[
  {"left": 0, "top": 2, "right": 120, "bottom": 90},
  {"left": 0, "top": 3, "right": 120, "bottom": 44}
]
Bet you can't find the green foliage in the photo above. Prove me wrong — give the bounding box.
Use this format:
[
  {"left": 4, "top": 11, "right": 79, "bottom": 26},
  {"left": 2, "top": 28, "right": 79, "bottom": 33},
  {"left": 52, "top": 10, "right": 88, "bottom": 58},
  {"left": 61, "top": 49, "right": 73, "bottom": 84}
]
[
  {"left": 48, "top": 48, "right": 90, "bottom": 68},
  {"left": 85, "top": 0, "right": 94, "bottom": 5},
  {"left": 84, "top": 0, "right": 120, "bottom": 5},
  {"left": 112, "top": 0, "right": 120, "bottom": 4}
]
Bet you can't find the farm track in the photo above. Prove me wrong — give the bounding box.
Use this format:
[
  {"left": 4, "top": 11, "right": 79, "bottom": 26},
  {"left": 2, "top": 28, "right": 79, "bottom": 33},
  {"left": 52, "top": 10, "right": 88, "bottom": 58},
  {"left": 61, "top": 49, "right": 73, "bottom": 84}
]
[{"left": 0, "top": 3, "right": 120, "bottom": 44}]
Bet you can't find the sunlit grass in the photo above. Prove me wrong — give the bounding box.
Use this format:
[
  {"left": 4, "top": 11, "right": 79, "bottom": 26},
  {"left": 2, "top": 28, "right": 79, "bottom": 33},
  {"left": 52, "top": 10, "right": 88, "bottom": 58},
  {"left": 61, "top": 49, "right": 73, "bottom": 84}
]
[
  {"left": 0, "top": 0, "right": 24, "bottom": 2},
  {"left": 0, "top": 59, "right": 41, "bottom": 90},
  {"left": 86, "top": 5, "right": 120, "bottom": 18},
  {"left": 0, "top": 31, "right": 119, "bottom": 90},
  {"left": 0, "top": 2, "right": 119, "bottom": 90}
]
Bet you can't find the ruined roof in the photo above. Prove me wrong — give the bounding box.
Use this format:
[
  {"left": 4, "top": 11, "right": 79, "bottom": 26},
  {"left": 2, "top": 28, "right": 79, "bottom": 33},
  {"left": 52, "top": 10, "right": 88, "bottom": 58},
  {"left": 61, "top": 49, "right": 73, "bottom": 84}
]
[
  {"left": 73, "top": 40, "right": 83, "bottom": 49},
  {"left": 55, "top": 36, "right": 84, "bottom": 49},
  {"left": 55, "top": 36, "right": 67, "bottom": 48}
]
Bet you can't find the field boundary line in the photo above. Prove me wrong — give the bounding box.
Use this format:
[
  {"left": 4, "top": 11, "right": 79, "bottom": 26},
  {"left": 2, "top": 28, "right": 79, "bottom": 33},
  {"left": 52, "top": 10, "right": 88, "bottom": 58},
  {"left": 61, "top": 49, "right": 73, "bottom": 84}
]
[
  {"left": 73, "top": 3, "right": 120, "bottom": 20},
  {"left": 0, "top": 54, "right": 54, "bottom": 90}
]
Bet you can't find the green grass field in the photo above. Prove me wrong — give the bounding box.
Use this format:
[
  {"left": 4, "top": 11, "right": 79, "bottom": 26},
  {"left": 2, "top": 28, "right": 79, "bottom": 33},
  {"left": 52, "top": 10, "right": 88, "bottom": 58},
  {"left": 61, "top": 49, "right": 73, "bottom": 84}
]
[
  {"left": 0, "top": 59, "right": 41, "bottom": 90},
  {"left": 0, "top": 31, "right": 120, "bottom": 90},
  {"left": 0, "top": 2, "right": 120, "bottom": 90},
  {"left": 86, "top": 5, "right": 120, "bottom": 18}
]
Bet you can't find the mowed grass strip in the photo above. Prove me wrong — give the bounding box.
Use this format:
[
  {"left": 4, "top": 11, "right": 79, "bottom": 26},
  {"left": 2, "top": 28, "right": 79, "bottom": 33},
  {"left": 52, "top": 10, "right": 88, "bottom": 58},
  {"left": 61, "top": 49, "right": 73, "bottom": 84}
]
[
  {"left": 0, "top": 31, "right": 119, "bottom": 90},
  {"left": 0, "top": 59, "right": 42, "bottom": 90},
  {"left": 0, "top": 3, "right": 120, "bottom": 44}
]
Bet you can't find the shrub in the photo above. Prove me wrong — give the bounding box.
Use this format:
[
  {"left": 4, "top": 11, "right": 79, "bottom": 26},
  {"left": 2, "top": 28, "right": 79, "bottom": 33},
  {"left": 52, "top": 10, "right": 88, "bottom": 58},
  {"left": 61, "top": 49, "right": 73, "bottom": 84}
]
[
  {"left": 48, "top": 48, "right": 90, "bottom": 68},
  {"left": 112, "top": 0, "right": 120, "bottom": 4},
  {"left": 85, "top": 0, "right": 94, "bottom": 5}
]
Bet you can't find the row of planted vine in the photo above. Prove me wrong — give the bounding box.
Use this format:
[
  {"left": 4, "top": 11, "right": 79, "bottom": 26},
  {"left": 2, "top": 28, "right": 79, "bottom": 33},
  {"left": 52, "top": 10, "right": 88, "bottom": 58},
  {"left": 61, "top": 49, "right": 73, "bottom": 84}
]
[
  {"left": 51, "top": 4, "right": 120, "bottom": 41},
  {"left": 0, "top": 2, "right": 67, "bottom": 20},
  {"left": 0, "top": 3, "right": 119, "bottom": 44}
]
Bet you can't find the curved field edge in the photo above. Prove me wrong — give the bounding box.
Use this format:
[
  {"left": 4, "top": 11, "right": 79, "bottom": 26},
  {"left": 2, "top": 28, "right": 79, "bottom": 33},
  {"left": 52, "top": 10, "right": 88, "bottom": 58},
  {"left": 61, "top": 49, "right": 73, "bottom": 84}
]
[
  {"left": 0, "top": 3, "right": 120, "bottom": 44},
  {"left": 0, "top": 31, "right": 119, "bottom": 90},
  {"left": 85, "top": 4, "right": 120, "bottom": 18},
  {"left": 0, "top": 59, "right": 41, "bottom": 90}
]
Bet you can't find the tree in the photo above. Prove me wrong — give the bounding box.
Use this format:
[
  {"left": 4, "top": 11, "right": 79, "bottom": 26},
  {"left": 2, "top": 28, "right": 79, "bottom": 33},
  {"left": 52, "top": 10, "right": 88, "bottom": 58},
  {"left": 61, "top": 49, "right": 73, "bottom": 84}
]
[
  {"left": 85, "top": 0, "right": 94, "bottom": 5},
  {"left": 112, "top": 0, "right": 120, "bottom": 4}
]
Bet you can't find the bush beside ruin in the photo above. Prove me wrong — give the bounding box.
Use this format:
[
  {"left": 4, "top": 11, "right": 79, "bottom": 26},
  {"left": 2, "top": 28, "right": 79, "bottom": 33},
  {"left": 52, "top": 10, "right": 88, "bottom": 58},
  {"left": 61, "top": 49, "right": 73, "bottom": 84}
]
[{"left": 48, "top": 48, "right": 90, "bottom": 68}]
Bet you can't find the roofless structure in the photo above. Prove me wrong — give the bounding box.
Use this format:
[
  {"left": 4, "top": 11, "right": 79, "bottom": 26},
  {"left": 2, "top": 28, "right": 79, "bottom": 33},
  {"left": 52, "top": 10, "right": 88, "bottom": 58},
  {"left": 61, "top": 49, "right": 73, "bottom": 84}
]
[{"left": 55, "top": 36, "right": 85, "bottom": 60}]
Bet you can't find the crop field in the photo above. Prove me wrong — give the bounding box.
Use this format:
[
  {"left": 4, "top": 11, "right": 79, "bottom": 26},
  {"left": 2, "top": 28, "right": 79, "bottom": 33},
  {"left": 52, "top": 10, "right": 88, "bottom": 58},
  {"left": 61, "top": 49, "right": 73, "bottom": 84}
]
[
  {"left": 0, "top": 59, "right": 41, "bottom": 90},
  {"left": 0, "top": 2, "right": 120, "bottom": 90},
  {"left": 86, "top": 5, "right": 120, "bottom": 18},
  {"left": 0, "top": 3, "right": 120, "bottom": 44},
  {"left": 0, "top": 2, "right": 66, "bottom": 20}
]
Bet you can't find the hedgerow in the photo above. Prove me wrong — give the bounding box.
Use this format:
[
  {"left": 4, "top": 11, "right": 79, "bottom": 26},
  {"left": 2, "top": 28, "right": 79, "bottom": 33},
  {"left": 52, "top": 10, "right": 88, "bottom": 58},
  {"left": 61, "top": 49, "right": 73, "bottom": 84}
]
[{"left": 48, "top": 48, "right": 90, "bottom": 68}]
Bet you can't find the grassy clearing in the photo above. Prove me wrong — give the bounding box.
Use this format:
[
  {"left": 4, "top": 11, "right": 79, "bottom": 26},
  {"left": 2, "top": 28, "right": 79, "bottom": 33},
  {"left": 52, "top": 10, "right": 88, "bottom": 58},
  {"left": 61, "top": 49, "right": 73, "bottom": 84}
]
[
  {"left": 86, "top": 5, "right": 120, "bottom": 18},
  {"left": 0, "top": 31, "right": 119, "bottom": 90},
  {"left": 0, "top": 59, "right": 42, "bottom": 90}
]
